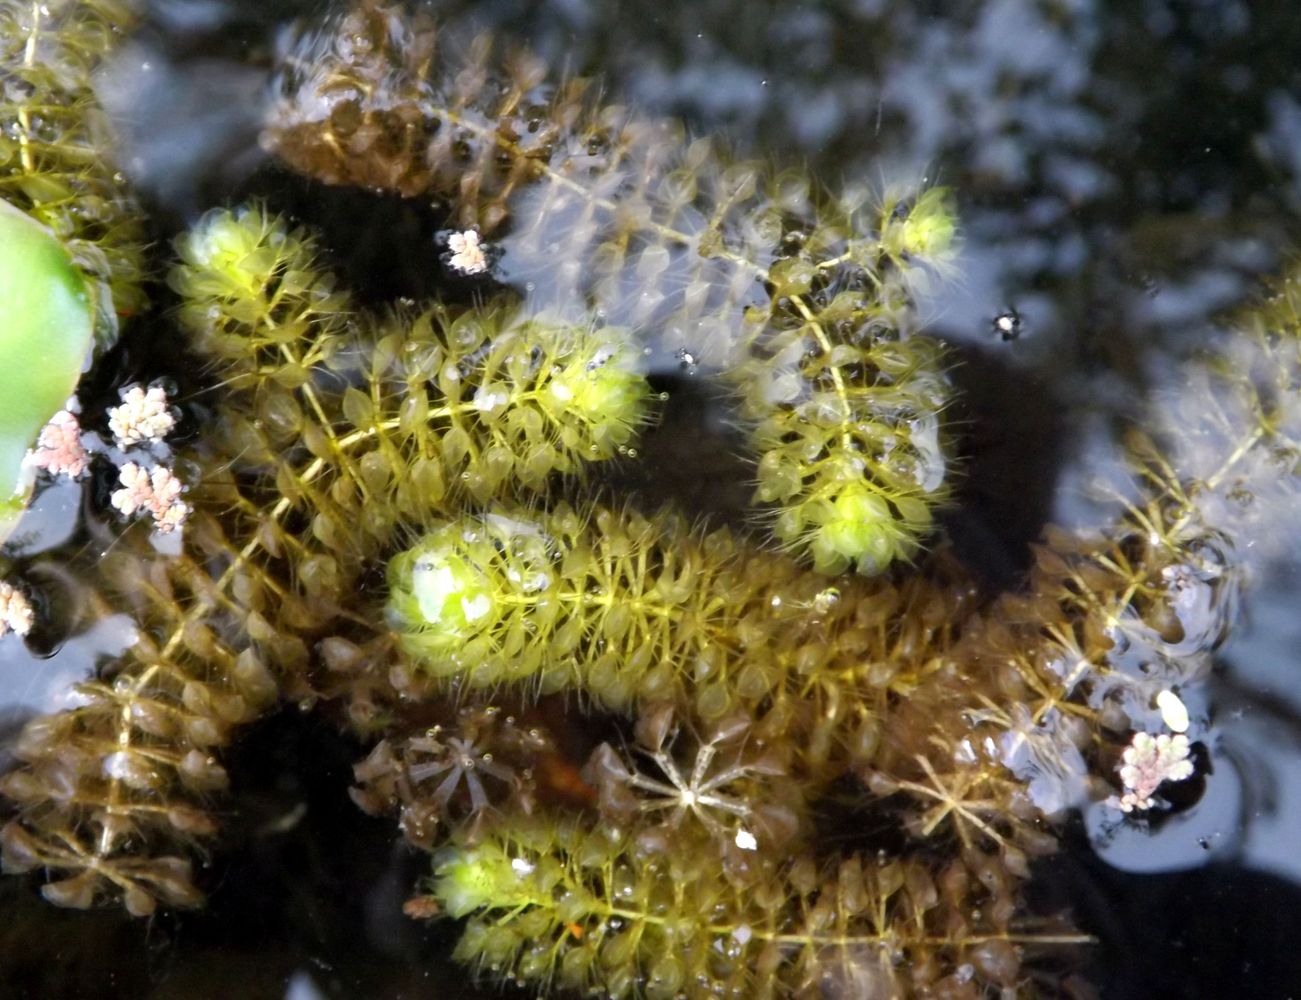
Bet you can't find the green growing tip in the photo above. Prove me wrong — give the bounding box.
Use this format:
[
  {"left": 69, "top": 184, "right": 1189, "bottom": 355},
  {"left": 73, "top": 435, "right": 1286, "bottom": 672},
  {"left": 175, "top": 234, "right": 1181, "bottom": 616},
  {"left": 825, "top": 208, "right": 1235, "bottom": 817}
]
[
  {"left": 433, "top": 841, "right": 535, "bottom": 918},
  {"left": 548, "top": 344, "right": 649, "bottom": 453},
  {"left": 885, "top": 187, "right": 958, "bottom": 262},
  {"left": 800, "top": 483, "right": 932, "bottom": 576},
  {"left": 170, "top": 204, "right": 300, "bottom": 304},
  {"left": 386, "top": 525, "right": 502, "bottom": 656}
]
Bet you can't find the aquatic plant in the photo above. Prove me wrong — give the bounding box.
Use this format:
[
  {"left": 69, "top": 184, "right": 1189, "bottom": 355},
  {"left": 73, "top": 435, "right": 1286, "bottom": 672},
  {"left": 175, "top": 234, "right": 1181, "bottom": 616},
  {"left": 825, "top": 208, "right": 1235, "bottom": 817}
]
[
  {"left": 421, "top": 811, "right": 1082, "bottom": 999},
  {"left": 0, "top": 0, "right": 146, "bottom": 537},
  {"left": 172, "top": 205, "right": 651, "bottom": 520},
  {"left": 2, "top": 3, "right": 1300, "bottom": 997},
  {"left": 263, "top": 1, "right": 958, "bottom": 576},
  {"left": 582, "top": 707, "right": 804, "bottom": 849},
  {"left": 350, "top": 703, "right": 557, "bottom": 850},
  {"left": 386, "top": 500, "right": 974, "bottom": 770},
  {"left": 864, "top": 265, "right": 1301, "bottom": 847},
  {"left": 390, "top": 206, "right": 1301, "bottom": 1000},
  {"left": 0, "top": 204, "right": 652, "bottom": 913},
  {"left": 0, "top": 0, "right": 146, "bottom": 345}
]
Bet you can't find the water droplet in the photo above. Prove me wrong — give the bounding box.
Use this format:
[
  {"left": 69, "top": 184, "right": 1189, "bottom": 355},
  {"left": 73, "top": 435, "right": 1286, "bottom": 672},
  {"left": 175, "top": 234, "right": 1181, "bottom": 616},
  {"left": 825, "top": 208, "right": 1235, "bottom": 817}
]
[
  {"left": 812, "top": 587, "right": 840, "bottom": 614},
  {"left": 992, "top": 309, "right": 1022, "bottom": 341}
]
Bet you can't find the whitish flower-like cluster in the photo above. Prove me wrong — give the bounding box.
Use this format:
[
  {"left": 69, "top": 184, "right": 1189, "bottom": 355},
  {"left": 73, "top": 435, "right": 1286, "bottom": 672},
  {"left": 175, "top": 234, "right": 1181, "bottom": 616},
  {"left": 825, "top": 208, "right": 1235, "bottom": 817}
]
[
  {"left": 110, "top": 462, "right": 190, "bottom": 533},
  {"left": 447, "top": 230, "right": 488, "bottom": 275},
  {"left": 24, "top": 410, "right": 89, "bottom": 478},
  {"left": 107, "top": 385, "right": 176, "bottom": 447},
  {"left": 1110, "top": 732, "right": 1195, "bottom": 813},
  {"left": 0, "top": 582, "right": 34, "bottom": 638}
]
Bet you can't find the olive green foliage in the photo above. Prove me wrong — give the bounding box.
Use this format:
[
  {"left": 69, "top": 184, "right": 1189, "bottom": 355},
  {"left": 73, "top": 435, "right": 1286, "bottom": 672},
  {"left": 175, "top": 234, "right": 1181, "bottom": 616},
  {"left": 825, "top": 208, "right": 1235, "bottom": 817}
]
[
  {"left": 0, "top": 0, "right": 146, "bottom": 347},
  {"left": 171, "top": 205, "right": 652, "bottom": 538},
  {"left": 426, "top": 812, "right": 1076, "bottom": 1000},
  {"left": 387, "top": 501, "right": 973, "bottom": 767},
  {"left": 0, "top": 204, "right": 652, "bottom": 914},
  {"left": 264, "top": 2, "right": 957, "bottom": 576},
  {"left": 0, "top": 500, "right": 280, "bottom": 916},
  {"left": 0, "top": 0, "right": 155, "bottom": 907},
  {"left": 8, "top": 4, "right": 1301, "bottom": 998},
  {"left": 748, "top": 329, "right": 952, "bottom": 575},
  {"left": 379, "top": 499, "right": 1078, "bottom": 997},
  {"left": 399, "top": 273, "right": 1301, "bottom": 991}
]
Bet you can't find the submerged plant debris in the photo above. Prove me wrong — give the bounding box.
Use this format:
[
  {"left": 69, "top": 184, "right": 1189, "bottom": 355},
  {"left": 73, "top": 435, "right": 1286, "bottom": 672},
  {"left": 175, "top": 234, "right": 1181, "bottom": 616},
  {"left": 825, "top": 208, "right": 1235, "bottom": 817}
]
[{"left": 3, "top": 0, "right": 1301, "bottom": 998}]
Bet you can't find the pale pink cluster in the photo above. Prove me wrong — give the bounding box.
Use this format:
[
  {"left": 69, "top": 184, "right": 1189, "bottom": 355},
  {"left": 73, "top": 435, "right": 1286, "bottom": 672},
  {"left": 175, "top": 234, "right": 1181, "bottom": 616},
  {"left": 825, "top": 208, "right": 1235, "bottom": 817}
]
[
  {"left": 447, "top": 230, "right": 488, "bottom": 275},
  {"left": 24, "top": 410, "right": 89, "bottom": 478},
  {"left": 0, "top": 581, "right": 34, "bottom": 638},
  {"left": 108, "top": 385, "right": 176, "bottom": 447},
  {"left": 110, "top": 462, "right": 190, "bottom": 534},
  {"left": 1110, "top": 732, "right": 1195, "bottom": 813}
]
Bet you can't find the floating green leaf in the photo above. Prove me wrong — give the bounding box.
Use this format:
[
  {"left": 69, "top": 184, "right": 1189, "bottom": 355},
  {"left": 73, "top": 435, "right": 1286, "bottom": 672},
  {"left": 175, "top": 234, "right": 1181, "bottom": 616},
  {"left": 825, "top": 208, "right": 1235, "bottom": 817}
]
[{"left": 0, "top": 200, "right": 92, "bottom": 540}]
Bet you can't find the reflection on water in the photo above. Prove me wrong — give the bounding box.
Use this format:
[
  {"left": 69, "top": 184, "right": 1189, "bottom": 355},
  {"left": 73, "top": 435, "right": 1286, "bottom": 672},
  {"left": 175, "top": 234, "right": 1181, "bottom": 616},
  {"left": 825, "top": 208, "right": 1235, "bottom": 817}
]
[{"left": 4, "top": 0, "right": 1301, "bottom": 995}]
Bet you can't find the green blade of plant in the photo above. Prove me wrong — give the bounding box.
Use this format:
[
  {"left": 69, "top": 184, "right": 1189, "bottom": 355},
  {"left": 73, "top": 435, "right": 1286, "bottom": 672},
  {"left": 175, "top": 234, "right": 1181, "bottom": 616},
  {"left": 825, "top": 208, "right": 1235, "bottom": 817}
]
[{"left": 0, "top": 199, "right": 93, "bottom": 540}]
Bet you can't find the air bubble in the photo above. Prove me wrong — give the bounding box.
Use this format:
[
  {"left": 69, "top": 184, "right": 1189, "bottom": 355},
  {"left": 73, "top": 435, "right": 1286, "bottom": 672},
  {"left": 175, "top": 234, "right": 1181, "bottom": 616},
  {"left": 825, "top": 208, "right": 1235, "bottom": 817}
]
[
  {"left": 992, "top": 309, "right": 1022, "bottom": 341},
  {"left": 812, "top": 587, "right": 840, "bottom": 614}
]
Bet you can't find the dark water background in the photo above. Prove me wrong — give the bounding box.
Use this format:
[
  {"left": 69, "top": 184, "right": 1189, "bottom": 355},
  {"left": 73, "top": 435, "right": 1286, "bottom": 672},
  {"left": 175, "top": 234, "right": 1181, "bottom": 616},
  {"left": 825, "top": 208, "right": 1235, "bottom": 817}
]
[{"left": 4, "top": 0, "right": 1301, "bottom": 996}]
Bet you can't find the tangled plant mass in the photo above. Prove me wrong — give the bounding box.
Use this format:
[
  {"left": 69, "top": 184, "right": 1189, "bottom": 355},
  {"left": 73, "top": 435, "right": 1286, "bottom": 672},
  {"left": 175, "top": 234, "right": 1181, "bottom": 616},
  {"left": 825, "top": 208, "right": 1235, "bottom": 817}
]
[
  {"left": 264, "top": 0, "right": 960, "bottom": 576},
  {"left": 1, "top": 0, "right": 1298, "bottom": 996}
]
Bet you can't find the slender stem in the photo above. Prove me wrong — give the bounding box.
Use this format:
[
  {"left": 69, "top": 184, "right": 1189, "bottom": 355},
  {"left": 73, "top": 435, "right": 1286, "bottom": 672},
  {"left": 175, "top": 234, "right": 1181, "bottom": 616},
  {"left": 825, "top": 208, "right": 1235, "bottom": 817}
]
[
  {"left": 492, "top": 889, "right": 1093, "bottom": 954},
  {"left": 17, "top": 1, "right": 42, "bottom": 175}
]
